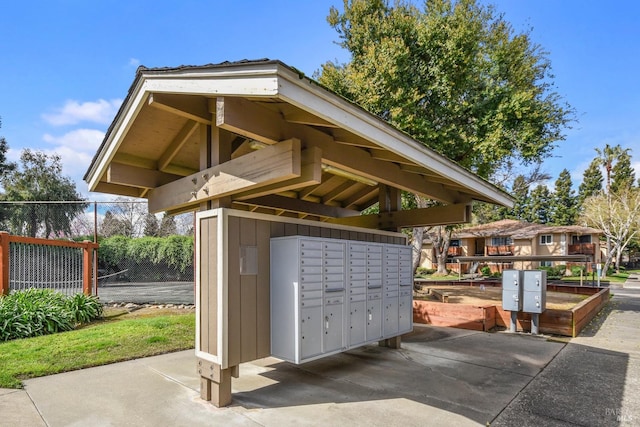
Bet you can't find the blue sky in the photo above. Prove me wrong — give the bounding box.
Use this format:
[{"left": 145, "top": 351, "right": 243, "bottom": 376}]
[{"left": 1, "top": 0, "right": 638, "bottom": 200}]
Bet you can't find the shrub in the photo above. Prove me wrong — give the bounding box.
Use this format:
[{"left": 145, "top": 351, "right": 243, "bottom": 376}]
[
  {"left": 415, "top": 267, "right": 435, "bottom": 276},
  {"left": 570, "top": 265, "right": 585, "bottom": 276},
  {"left": 0, "top": 289, "right": 102, "bottom": 341},
  {"left": 480, "top": 266, "right": 491, "bottom": 277}
]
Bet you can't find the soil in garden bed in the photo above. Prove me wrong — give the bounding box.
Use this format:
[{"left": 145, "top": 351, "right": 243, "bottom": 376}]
[{"left": 415, "top": 286, "right": 589, "bottom": 310}]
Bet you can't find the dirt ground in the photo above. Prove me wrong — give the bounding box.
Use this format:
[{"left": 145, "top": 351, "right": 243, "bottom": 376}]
[{"left": 415, "top": 285, "right": 589, "bottom": 310}]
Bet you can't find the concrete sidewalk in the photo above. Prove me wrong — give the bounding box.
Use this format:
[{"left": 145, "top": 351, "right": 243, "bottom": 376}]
[{"left": 2, "top": 279, "right": 639, "bottom": 426}]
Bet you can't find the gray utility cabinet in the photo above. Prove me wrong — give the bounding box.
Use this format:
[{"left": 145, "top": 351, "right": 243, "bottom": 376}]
[
  {"left": 502, "top": 270, "right": 523, "bottom": 312},
  {"left": 271, "top": 236, "right": 413, "bottom": 364},
  {"left": 523, "top": 270, "right": 547, "bottom": 313}
]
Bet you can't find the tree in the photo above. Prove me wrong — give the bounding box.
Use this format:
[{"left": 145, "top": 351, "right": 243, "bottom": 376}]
[
  {"left": 578, "top": 158, "right": 603, "bottom": 206},
  {"left": 610, "top": 150, "right": 635, "bottom": 194},
  {"left": 158, "top": 213, "right": 178, "bottom": 236},
  {"left": 581, "top": 189, "right": 640, "bottom": 275},
  {"left": 143, "top": 213, "right": 160, "bottom": 237},
  {"left": 1, "top": 149, "right": 86, "bottom": 237},
  {"left": 318, "top": 0, "right": 574, "bottom": 271},
  {"left": 549, "top": 169, "right": 577, "bottom": 225},
  {"left": 525, "top": 185, "right": 551, "bottom": 224}
]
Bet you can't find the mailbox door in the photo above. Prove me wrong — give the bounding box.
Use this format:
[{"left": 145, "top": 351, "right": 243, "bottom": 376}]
[
  {"left": 349, "top": 300, "right": 367, "bottom": 346},
  {"left": 366, "top": 296, "right": 383, "bottom": 341},
  {"left": 300, "top": 303, "right": 323, "bottom": 360},
  {"left": 383, "top": 297, "right": 399, "bottom": 337},
  {"left": 323, "top": 297, "right": 345, "bottom": 352}
]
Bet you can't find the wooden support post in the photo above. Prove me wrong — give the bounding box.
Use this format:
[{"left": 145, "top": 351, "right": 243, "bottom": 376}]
[
  {"left": 0, "top": 231, "right": 9, "bottom": 296},
  {"left": 197, "top": 358, "right": 233, "bottom": 407},
  {"left": 82, "top": 241, "right": 93, "bottom": 295},
  {"left": 197, "top": 121, "right": 234, "bottom": 406}
]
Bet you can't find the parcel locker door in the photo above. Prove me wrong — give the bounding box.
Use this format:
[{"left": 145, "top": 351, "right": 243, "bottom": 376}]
[
  {"left": 300, "top": 304, "right": 322, "bottom": 360},
  {"left": 323, "top": 297, "right": 345, "bottom": 353},
  {"left": 398, "top": 292, "right": 413, "bottom": 333},
  {"left": 349, "top": 300, "right": 366, "bottom": 346},
  {"left": 366, "top": 297, "right": 383, "bottom": 341},
  {"left": 383, "top": 297, "right": 399, "bottom": 337}
]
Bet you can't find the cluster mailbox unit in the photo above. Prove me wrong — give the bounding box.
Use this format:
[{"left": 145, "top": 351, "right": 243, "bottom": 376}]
[
  {"left": 271, "top": 236, "right": 413, "bottom": 364},
  {"left": 502, "top": 269, "right": 547, "bottom": 333}
]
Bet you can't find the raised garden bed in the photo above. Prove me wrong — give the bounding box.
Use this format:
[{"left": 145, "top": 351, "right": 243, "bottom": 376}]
[{"left": 413, "top": 283, "right": 609, "bottom": 337}]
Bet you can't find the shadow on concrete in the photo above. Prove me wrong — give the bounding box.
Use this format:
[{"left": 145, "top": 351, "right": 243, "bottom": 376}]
[
  {"left": 231, "top": 326, "right": 566, "bottom": 425},
  {"left": 492, "top": 341, "right": 630, "bottom": 426}
]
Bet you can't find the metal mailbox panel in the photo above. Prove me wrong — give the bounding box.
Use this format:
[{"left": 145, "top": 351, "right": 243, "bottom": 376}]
[
  {"left": 300, "top": 249, "right": 322, "bottom": 259},
  {"left": 300, "top": 240, "right": 322, "bottom": 250},
  {"left": 349, "top": 300, "right": 367, "bottom": 346},
  {"left": 300, "top": 290, "right": 323, "bottom": 300},
  {"left": 300, "top": 305, "right": 323, "bottom": 360},
  {"left": 323, "top": 299, "right": 344, "bottom": 352},
  {"left": 502, "top": 270, "right": 522, "bottom": 291},
  {"left": 301, "top": 266, "right": 322, "bottom": 275},
  {"left": 523, "top": 270, "right": 547, "bottom": 291},
  {"left": 502, "top": 289, "right": 521, "bottom": 311},
  {"left": 523, "top": 270, "right": 546, "bottom": 313},
  {"left": 366, "top": 298, "right": 383, "bottom": 341},
  {"left": 300, "top": 282, "right": 322, "bottom": 292},
  {"left": 383, "top": 297, "right": 399, "bottom": 337},
  {"left": 349, "top": 293, "right": 366, "bottom": 303},
  {"left": 399, "top": 295, "right": 413, "bottom": 333},
  {"left": 349, "top": 265, "right": 367, "bottom": 275}
]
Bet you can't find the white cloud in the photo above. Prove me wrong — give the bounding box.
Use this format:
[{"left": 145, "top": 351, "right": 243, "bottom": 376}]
[
  {"left": 42, "top": 99, "right": 122, "bottom": 126},
  {"left": 129, "top": 58, "right": 141, "bottom": 67},
  {"left": 43, "top": 129, "right": 104, "bottom": 151}
]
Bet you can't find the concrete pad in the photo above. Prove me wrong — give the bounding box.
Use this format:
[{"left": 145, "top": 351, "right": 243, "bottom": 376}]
[
  {"left": 0, "top": 389, "right": 46, "bottom": 427},
  {"left": 24, "top": 352, "right": 258, "bottom": 427}
]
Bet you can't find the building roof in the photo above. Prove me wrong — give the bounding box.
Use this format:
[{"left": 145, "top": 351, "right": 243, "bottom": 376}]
[
  {"left": 84, "top": 59, "right": 513, "bottom": 219},
  {"left": 454, "top": 219, "right": 602, "bottom": 240}
]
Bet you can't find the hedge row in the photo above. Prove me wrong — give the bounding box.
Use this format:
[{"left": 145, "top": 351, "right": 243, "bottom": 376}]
[{"left": 98, "top": 235, "right": 194, "bottom": 274}]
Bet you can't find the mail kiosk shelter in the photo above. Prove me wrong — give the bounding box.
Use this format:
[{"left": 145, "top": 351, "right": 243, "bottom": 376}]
[{"left": 84, "top": 59, "right": 512, "bottom": 407}]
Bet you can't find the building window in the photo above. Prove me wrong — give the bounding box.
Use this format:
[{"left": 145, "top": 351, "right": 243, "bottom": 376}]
[
  {"left": 572, "top": 235, "right": 592, "bottom": 244},
  {"left": 540, "top": 235, "right": 553, "bottom": 245},
  {"left": 450, "top": 239, "right": 461, "bottom": 247},
  {"left": 491, "top": 237, "right": 513, "bottom": 246},
  {"left": 540, "top": 261, "right": 552, "bottom": 267}
]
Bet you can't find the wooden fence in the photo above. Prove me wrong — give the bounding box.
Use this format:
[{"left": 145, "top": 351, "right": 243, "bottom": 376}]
[{"left": 0, "top": 232, "right": 98, "bottom": 296}]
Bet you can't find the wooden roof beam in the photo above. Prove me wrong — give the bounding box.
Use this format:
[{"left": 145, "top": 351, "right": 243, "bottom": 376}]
[
  {"left": 107, "top": 163, "right": 182, "bottom": 189},
  {"left": 328, "top": 203, "right": 472, "bottom": 229},
  {"left": 238, "top": 195, "right": 360, "bottom": 218},
  {"left": 158, "top": 120, "right": 199, "bottom": 171},
  {"left": 216, "top": 96, "right": 466, "bottom": 204},
  {"left": 147, "top": 138, "right": 302, "bottom": 213},
  {"left": 148, "top": 93, "right": 211, "bottom": 124}
]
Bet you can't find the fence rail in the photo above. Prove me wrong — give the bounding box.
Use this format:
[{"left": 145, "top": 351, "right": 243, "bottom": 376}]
[{"left": 0, "top": 232, "right": 98, "bottom": 296}]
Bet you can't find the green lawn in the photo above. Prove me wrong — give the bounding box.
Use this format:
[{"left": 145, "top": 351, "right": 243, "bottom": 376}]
[{"left": 0, "top": 308, "right": 195, "bottom": 389}]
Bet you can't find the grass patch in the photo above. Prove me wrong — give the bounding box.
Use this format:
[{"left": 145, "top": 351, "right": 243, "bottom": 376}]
[{"left": 0, "top": 308, "right": 194, "bottom": 389}]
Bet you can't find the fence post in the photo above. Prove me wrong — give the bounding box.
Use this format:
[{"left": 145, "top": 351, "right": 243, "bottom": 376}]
[
  {"left": 82, "top": 241, "right": 93, "bottom": 296},
  {"left": 0, "top": 232, "right": 9, "bottom": 295}
]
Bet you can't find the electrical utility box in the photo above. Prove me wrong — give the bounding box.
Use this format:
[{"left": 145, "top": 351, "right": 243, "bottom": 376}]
[
  {"left": 502, "top": 270, "right": 523, "bottom": 312},
  {"left": 523, "top": 270, "right": 547, "bottom": 313}
]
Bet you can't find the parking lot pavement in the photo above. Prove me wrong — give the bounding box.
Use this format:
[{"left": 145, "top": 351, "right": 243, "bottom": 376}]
[{"left": 97, "top": 281, "right": 194, "bottom": 305}]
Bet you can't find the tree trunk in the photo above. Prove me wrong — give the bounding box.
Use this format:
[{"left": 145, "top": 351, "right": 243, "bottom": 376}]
[{"left": 411, "top": 226, "right": 424, "bottom": 274}]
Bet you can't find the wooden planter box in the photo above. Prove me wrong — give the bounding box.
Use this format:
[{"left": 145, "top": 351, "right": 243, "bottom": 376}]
[{"left": 413, "top": 286, "right": 610, "bottom": 337}]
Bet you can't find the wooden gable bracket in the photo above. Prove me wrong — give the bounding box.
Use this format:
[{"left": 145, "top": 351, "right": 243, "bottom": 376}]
[
  {"left": 327, "top": 203, "right": 472, "bottom": 229},
  {"left": 215, "top": 96, "right": 469, "bottom": 205},
  {"left": 147, "top": 138, "right": 303, "bottom": 213}
]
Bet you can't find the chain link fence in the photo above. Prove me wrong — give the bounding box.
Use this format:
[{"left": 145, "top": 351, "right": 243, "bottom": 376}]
[{"left": 0, "top": 198, "right": 195, "bottom": 291}]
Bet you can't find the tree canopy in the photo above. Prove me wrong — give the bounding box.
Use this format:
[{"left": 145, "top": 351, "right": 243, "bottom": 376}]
[
  {"left": 1, "top": 150, "right": 86, "bottom": 238},
  {"left": 317, "top": 0, "right": 574, "bottom": 179}
]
